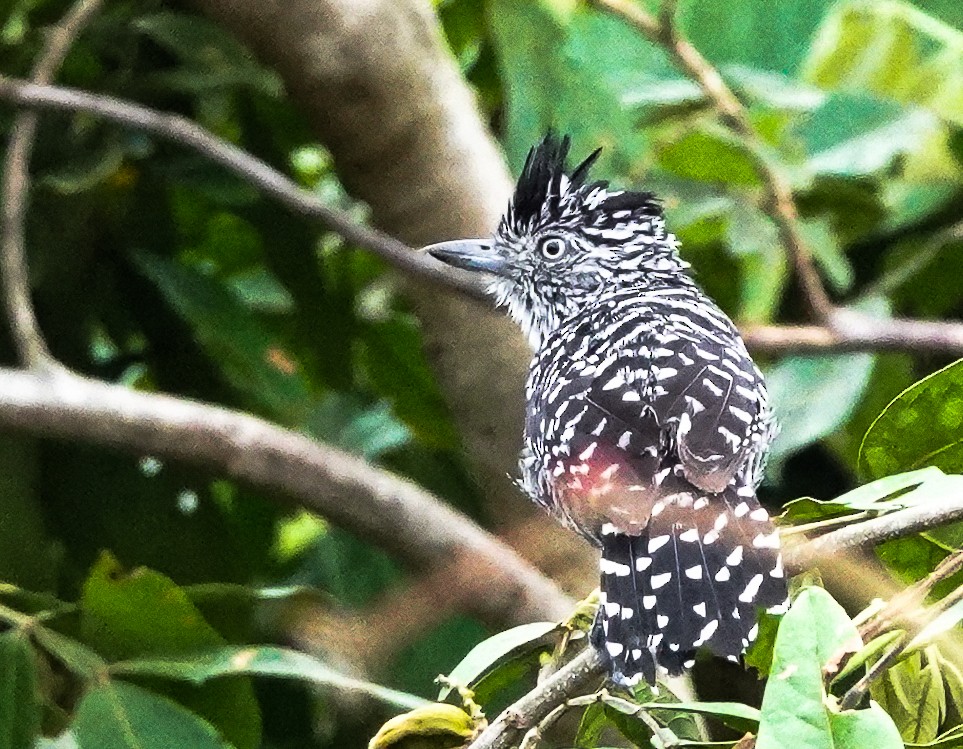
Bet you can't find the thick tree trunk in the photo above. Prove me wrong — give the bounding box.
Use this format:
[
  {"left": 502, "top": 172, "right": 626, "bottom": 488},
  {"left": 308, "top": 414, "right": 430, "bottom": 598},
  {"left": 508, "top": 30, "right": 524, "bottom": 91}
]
[{"left": 190, "top": 0, "right": 595, "bottom": 577}]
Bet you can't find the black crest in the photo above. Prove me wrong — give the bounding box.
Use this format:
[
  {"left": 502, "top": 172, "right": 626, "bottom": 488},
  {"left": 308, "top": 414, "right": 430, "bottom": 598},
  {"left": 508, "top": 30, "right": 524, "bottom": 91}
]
[{"left": 508, "top": 134, "right": 661, "bottom": 232}]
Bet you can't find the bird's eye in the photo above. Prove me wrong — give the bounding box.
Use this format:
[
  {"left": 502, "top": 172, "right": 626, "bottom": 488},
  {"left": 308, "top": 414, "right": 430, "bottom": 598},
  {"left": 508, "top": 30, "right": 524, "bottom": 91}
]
[{"left": 539, "top": 237, "right": 566, "bottom": 260}]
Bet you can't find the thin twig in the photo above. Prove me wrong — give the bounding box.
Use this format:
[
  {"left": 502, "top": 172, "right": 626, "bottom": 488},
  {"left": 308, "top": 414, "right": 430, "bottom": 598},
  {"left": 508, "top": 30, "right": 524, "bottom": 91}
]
[
  {"left": 589, "top": 0, "right": 833, "bottom": 322},
  {"left": 1, "top": 0, "right": 103, "bottom": 369},
  {"left": 0, "top": 76, "right": 489, "bottom": 303},
  {"left": 4, "top": 77, "right": 963, "bottom": 356},
  {"left": 859, "top": 548, "right": 963, "bottom": 644},
  {"left": 839, "top": 549, "right": 963, "bottom": 710}
]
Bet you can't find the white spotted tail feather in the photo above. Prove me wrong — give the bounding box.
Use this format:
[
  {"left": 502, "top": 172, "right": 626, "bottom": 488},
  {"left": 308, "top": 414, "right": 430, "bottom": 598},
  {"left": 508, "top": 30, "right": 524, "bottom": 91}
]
[{"left": 592, "top": 486, "right": 787, "bottom": 686}]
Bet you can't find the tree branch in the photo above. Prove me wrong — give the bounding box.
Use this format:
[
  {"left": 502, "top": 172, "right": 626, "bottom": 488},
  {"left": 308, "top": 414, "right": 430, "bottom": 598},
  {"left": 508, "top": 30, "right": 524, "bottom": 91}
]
[
  {"left": 0, "top": 366, "right": 572, "bottom": 626},
  {"left": 0, "top": 0, "right": 103, "bottom": 369},
  {"left": 0, "top": 76, "right": 488, "bottom": 302},
  {"left": 784, "top": 496, "right": 963, "bottom": 572},
  {"left": 589, "top": 0, "right": 834, "bottom": 323},
  {"left": 468, "top": 647, "right": 605, "bottom": 749},
  {"left": 2, "top": 77, "right": 963, "bottom": 358}
]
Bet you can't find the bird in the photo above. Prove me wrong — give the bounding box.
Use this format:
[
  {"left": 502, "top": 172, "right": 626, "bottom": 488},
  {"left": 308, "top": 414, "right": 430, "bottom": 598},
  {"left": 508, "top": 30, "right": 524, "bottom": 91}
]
[{"left": 424, "top": 135, "right": 788, "bottom": 687}]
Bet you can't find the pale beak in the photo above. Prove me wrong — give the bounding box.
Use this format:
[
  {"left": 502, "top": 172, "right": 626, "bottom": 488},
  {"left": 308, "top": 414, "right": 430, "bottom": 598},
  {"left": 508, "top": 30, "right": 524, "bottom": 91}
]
[{"left": 423, "top": 239, "right": 510, "bottom": 277}]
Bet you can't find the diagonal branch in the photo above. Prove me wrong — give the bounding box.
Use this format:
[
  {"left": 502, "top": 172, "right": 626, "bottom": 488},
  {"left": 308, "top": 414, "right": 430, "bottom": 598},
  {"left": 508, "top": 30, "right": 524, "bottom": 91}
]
[
  {"left": 1, "top": 0, "right": 103, "bottom": 369},
  {"left": 0, "top": 76, "right": 488, "bottom": 303},
  {"left": 2, "top": 77, "right": 963, "bottom": 358},
  {"left": 588, "top": 0, "right": 834, "bottom": 323},
  {"left": 0, "top": 365, "right": 572, "bottom": 627}
]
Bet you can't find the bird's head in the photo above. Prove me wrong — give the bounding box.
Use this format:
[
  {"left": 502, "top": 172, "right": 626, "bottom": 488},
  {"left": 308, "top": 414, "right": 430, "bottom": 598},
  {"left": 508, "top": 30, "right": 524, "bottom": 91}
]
[{"left": 425, "top": 135, "right": 688, "bottom": 349}]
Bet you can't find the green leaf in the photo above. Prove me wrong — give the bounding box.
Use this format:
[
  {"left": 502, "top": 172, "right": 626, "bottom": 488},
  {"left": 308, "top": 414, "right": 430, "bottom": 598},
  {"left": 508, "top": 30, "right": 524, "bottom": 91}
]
[
  {"left": 766, "top": 353, "right": 876, "bottom": 466},
  {"left": 871, "top": 648, "right": 945, "bottom": 743},
  {"left": 781, "top": 467, "right": 956, "bottom": 524},
  {"left": 0, "top": 631, "right": 40, "bottom": 749},
  {"left": 134, "top": 12, "right": 282, "bottom": 97},
  {"left": 860, "top": 359, "right": 963, "bottom": 479},
  {"left": 133, "top": 250, "right": 312, "bottom": 425},
  {"left": 657, "top": 126, "right": 761, "bottom": 186},
  {"left": 639, "top": 701, "right": 760, "bottom": 734},
  {"left": 110, "top": 645, "right": 428, "bottom": 711},
  {"left": 799, "top": 217, "right": 852, "bottom": 292},
  {"left": 832, "top": 630, "right": 905, "bottom": 685},
  {"left": 360, "top": 318, "right": 459, "bottom": 449},
  {"left": 79, "top": 553, "right": 261, "bottom": 749},
  {"left": 723, "top": 203, "right": 788, "bottom": 324},
  {"left": 489, "top": 1, "right": 666, "bottom": 171},
  {"left": 32, "top": 628, "right": 107, "bottom": 678},
  {"left": 72, "top": 681, "right": 231, "bottom": 749},
  {"left": 438, "top": 621, "right": 559, "bottom": 699},
  {"left": 803, "top": 0, "right": 963, "bottom": 127},
  {"left": 756, "top": 587, "right": 902, "bottom": 749},
  {"left": 575, "top": 702, "right": 610, "bottom": 747}
]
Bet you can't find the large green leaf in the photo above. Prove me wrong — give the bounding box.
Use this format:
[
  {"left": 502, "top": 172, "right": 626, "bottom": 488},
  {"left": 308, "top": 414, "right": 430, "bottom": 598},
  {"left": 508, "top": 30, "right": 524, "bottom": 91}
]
[
  {"left": 72, "top": 681, "right": 231, "bottom": 749},
  {"left": 110, "top": 645, "right": 428, "bottom": 711},
  {"left": 756, "top": 587, "right": 902, "bottom": 749},
  {"left": 860, "top": 359, "right": 963, "bottom": 479},
  {"left": 871, "top": 648, "right": 946, "bottom": 744},
  {"left": 79, "top": 553, "right": 261, "bottom": 749},
  {"left": 0, "top": 631, "right": 40, "bottom": 749}
]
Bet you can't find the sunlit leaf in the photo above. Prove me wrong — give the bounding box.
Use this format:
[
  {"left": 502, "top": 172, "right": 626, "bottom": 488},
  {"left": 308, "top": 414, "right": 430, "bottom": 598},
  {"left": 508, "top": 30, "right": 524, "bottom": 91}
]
[
  {"left": 368, "top": 703, "right": 476, "bottom": 749},
  {"left": 860, "top": 359, "right": 963, "bottom": 479}
]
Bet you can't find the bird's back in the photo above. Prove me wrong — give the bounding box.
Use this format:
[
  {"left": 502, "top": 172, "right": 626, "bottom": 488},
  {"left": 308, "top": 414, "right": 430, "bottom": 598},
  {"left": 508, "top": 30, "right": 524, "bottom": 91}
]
[{"left": 519, "top": 282, "right": 787, "bottom": 684}]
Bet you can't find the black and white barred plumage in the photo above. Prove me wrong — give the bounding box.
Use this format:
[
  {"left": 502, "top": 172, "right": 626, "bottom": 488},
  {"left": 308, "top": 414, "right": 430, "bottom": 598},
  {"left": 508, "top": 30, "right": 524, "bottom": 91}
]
[{"left": 426, "top": 135, "right": 788, "bottom": 686}]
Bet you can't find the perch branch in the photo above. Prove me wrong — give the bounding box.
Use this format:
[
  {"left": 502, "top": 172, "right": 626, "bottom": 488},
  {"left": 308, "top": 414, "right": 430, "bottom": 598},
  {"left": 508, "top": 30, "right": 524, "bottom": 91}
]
[
  {"left": 468, "top": 647, "right": 605, "bottom": 749},
  {"left": 784, "top": 496, "right": 963, "bottom": 572},
  {"left": 0, "top": 0, "right": 103, "bottom": 369}
]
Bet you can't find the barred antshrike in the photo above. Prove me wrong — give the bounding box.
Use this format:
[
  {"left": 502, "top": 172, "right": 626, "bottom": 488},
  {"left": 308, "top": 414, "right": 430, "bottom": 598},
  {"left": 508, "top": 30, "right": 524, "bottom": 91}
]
[{"left": 426, "top": 135, "right": 788, "bottom": 686}]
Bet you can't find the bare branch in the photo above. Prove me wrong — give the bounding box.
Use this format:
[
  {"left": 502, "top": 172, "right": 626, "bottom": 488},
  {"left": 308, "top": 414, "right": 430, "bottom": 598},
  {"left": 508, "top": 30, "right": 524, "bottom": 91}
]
[
  {"left": 0, "top": 77, "right": 489, "bottom": 302},
  {"left": 785, "top": 496, "right": 963, "bottom": 572},
  {"left": 589, "top": 0, "right": 834, "bottom": 322},
  {"left": 1, "top": 0, "right": 103, "bottom": 369},
  {"left": 743, "top": 313, "right": 963, "bottom": 355},
  {"left": 0, "top": 366, "right": 572, "bottom": 626}
]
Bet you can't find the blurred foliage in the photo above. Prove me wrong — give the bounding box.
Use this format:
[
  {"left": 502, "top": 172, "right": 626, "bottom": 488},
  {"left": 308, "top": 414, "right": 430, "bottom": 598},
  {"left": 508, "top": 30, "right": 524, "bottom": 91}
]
[{"left": 0, "top": 0, "right": 962, "bottom": 746}]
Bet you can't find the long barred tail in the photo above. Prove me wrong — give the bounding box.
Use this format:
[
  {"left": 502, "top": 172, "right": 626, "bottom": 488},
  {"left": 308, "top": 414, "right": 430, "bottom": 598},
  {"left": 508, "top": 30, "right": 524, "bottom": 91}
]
[{"left": 591, "top": 488, "right": 788, "bottom": 686}]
